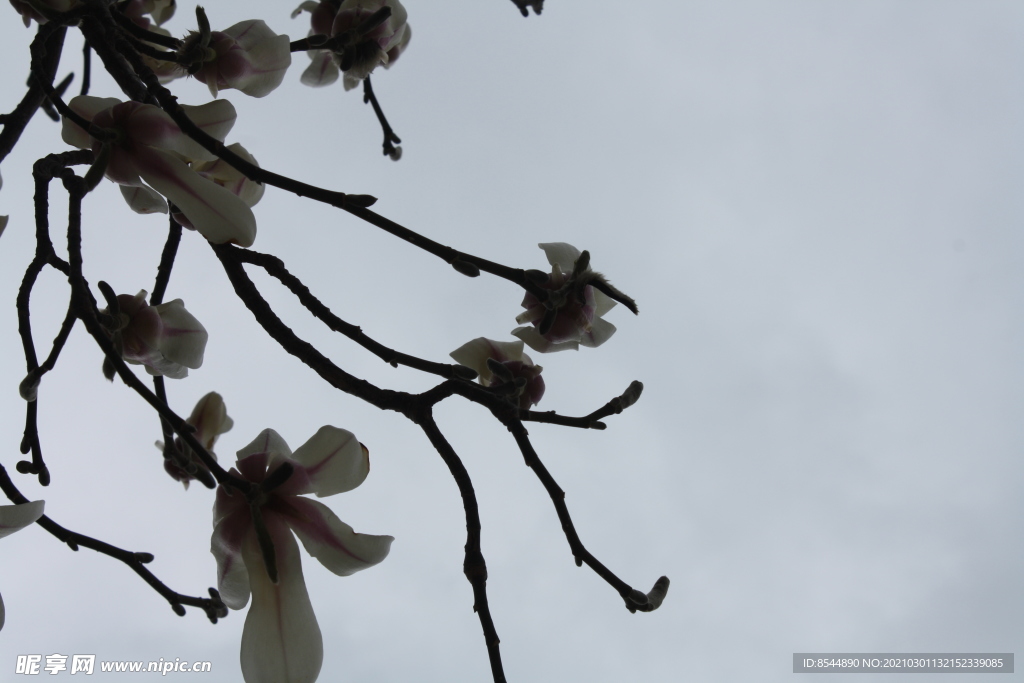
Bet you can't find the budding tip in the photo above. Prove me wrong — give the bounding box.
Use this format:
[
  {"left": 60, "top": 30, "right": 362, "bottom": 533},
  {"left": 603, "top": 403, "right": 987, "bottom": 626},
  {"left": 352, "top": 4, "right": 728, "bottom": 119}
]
[{"left": 172, "top": 603, "right": 187, "bottom": 617}]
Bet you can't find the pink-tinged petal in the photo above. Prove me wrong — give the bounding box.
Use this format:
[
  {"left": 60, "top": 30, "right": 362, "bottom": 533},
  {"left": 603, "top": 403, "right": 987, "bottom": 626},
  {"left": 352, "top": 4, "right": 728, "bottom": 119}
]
[
  {"left": 119, "top": 184, "right": 168, "bottom": 214},
  {"left": 286, "top": 497, "right": 393, "bottom": 576},
  {"left": 211, "top": 507, "right": 252, "bottom": 610},
  {"left": 213, "top": 472, "right": 248, "bottom": 526},
  {"left": 301, "top": 51, "right": 339, "bottom": 87},
  {"left": 539, "top": 242, "right": 582, "bottom": 273},
  {"left": 219, "top": 21, "right": 292, "bottom": 98},
  {"left": 0, "top": 501, "right": 44, "bottom": 539},
  {"left": 192, "top": 143, "right": 265, "bottom": 208},
  {"left": 168, "top": 101, "right": 238, "bottom": 161},
  {"left": 61, "top": 96, "right": 121, "bottom": 149},
  {"left": 512, "top": 325, "right": 580, "bottom": 353},
  {"left": 240, "top": 518, "right": 322, "bottom": 683},
  {"left": 580, "top": 317, "right": 616, "bottom": 348},
  {"left": 286, "top": 426, "right": 368, "bottom": 497},
  {"left": 133, "top": 146, "right": 256, "bottom": 246},
  {"left": 236, "top": 429, "right": 292, "bottom": 483},
  {"left": 593, "top": 289, "right": 616, "bottom": 317},
  {"left": 152, "top": 298, "right": 208, "bottom": 370}
]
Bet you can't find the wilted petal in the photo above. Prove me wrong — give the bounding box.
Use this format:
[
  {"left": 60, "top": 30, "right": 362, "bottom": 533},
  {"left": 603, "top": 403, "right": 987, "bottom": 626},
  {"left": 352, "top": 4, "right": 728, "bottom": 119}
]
[
  {"left": 512, "top": 325, "right": 579, "bottom": 353},
  {"left": 539, "top": 242, "right": 583, "bottom": 273},
  {"left": 119, "top": 185, "right": 168, "bottom": 214},
  {"left": 283, "top": 426, "right": 369, "bottom": 498},
  {"left": 134, "top": 146, "right": 256, "bottom": 246},
  {"left": 240, "top": 519, "right": 323, "bottom": 683},
  {"left": 151, "top": 298, "right": 208, "bottom": 370},
  {"left": 287, "top": 497, "right": 393, "bottom": 576},
  {"left": 0, "top": 501, "right": 44, "bottom": 539},
  {"left": 301, "top": 51, "right": 340, "bottom": 87}
]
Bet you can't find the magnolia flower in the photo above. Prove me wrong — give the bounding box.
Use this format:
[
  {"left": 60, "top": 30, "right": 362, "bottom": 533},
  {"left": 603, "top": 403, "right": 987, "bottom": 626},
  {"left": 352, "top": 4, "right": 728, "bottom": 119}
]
[
  {"left": 172, "top": 143, "right": 264, "bottom": 230},
  {"left": 100, "top": 290, "right": 208, "bottom": 379},
  {"left": 0, "top": 500, "right": 44, "bottom": 631},
  {"left": 187, "top": 20, "right": 292, "bottom": 98},
  {"left": 512, "top": 243, "right": 618, "bottom": 353},
  {"left": 212, "top": 427, "right": 393, "bottom": 683},
  {"left": 294, "top": 0, "right": 411, "bottom": 90},
  {"left": 61, "top": 96, "right": 257, "bottom": 247},
  {"left": 450, "top": 337, "right": 545, "bottom": 409},
  {"left": 161, "top": 392, "right": 233, "bottom": 488}
]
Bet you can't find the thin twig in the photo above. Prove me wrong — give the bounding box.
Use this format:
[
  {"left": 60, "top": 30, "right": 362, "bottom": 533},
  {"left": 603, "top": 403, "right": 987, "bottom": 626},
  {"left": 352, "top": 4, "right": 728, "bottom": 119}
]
[
  {"left": 0, "top": 463, "right": 227, "bottom": 622},
  {"left": 418, "top": 413, "right": 506, "bottom": 683},
  {"left": 363, "top": 75, "right": 402, "bottom": 160}
]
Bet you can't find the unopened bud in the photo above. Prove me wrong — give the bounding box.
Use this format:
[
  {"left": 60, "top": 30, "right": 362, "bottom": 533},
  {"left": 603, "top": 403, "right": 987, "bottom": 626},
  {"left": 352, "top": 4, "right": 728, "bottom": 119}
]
[
  {"left": 134, "top": 552, "right": 155, "bottom": 564},
  {"left": 451, "top": 259, "right": 480, "bottom": 278},
  {"left": 617, "top": 381, "right": 644, "bottom": 410},
  {"left": 19, "top": 370, "right": 41, "bottom": 401}
]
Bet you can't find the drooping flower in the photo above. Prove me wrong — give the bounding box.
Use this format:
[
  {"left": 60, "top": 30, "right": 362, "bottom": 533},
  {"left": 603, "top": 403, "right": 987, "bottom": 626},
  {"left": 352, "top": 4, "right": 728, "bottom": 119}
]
[
  {"left": 61, "top": 96, "right": 257, "bottom": 247},
  {"left": 100, "top": 290, "right": 208, "bottom": 379},
  {"left": 450, "top": 337, "right": 545, "bottom": 409},
  {"left": 161, "top": 392, "right": 233, "bottom": 488},
  {"left": 512, "top": 243, "right": 620, "bottom": 353},
  {"left": 0, "top": 500, "right": 45, "bottom": 631},
  {"left": 294, "top": 0, "right": 411, "bottom": 90},
  {"left": 186, "top": 20, "right": 292, "bottom": 98},
  {"left": 212, "top": 427, "right": 393, "bottom": 683}
]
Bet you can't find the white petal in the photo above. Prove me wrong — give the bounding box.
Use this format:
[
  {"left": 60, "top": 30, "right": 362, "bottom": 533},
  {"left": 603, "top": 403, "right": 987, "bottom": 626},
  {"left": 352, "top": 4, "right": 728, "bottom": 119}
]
[
  {"left": 240, "top": 519, "right": 322, "bottom": 683},
  {"left": 450, "top": 338, "right": 524, "bottom": 384},
  {"left": 172, "top": 100, "right": 238, "bottom": 161},
  {"left": 301, "top": 52, "right": 339, "bottom": 88},
  {"left": 289, "top": 426, "right": 369, "bottom": 497},
  {"left": 512, "top": 326, "right": 579, "bottom": 353},
  {"left": 211, "top": 508, "right": 251, "bottom": 610},
  {"left": 538, "top": 242, "right": 582, "bottom": 272},
  {"left": 580, "top": 317, "right": 616, "bottom": 348},
  {"left": 61, "top": 96, "right": 121, "bottom": 149},
  {"left": 287, "top": 497, "right": 393, "bottom": 576},
  {"left": 0, "top": 501, "right": 44, "bottom": 539},
  {"left": 152, "top": 299, "right": 208, "bottom": 370},
  {"left": 593, "top": 289, "right": 617, "bottom": 317},
  {"left": 134, "top": 146, "right": 256, "bottom": 246},
  {"left": 237, "top": 429, "right": 292, "bottom": 475},
  {"left": 119, "top": 185, "right": 168, "bottom": 214}
]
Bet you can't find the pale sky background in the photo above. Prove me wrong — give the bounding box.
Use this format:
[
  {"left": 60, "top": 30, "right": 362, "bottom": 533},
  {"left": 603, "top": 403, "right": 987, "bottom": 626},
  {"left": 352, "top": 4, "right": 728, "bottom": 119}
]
[{"left": 0, "top": 1, "right": 1021, "bottom": 681}]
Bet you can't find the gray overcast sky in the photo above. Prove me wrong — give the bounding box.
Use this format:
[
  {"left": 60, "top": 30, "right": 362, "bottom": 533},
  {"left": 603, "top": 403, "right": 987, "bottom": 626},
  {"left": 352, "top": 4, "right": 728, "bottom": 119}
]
[{"left": 0, "top": 1, "right": 1021, "bottom": 681}]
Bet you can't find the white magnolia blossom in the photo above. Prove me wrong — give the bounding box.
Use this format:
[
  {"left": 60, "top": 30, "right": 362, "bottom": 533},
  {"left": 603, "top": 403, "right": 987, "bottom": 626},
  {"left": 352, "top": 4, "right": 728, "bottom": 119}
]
[
  {"left": 191, "top": 20, "right": 292, "bottom": 98},
  {"left": 512, "top": 243, "right": 617, "bottom": 353},
  {"left": 212, "top": 427, "right": 393, "bottom": 683},
  {"left": 61, "top": 96, "right": 257, "bottom": 247},
  {"left": 294, "top": 0, "right": 411, "bottom": 90},
  {"left": 0, "top": 500, "right": 45, "bottom": 631},
  {"left": 450, "top": 337, "right": 546, "bottom": 409},
  {"left": 101, "top": 290, "right": 208, "bottom": 379}
]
